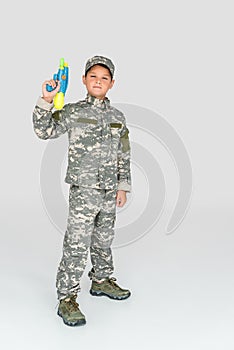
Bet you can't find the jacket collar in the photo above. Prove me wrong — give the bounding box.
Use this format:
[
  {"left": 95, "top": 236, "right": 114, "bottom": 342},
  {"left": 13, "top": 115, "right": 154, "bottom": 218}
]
[{"left": 85, "top": 94, "right": 110, "bottom": 109}]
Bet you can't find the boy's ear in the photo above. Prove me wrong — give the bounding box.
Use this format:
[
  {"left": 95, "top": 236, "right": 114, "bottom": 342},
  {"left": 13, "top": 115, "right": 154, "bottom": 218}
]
[
  {"left": 110, "top": 79, "right": 115, "bottom": 89},
  {"left": 82, "top": 75, "right": 86, "bottom": 85}
]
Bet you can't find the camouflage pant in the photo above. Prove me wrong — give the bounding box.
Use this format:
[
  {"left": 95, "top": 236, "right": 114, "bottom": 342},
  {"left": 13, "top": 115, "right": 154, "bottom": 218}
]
[{"left": 56, "top": 185, "right": 117, "bottom": 300}]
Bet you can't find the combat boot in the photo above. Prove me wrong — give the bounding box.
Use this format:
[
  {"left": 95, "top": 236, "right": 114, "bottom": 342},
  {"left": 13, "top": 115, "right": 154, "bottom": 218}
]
[
  {"left": 57, "top": 295, "right": 86, "bottom": 326},
  {"left": 90, "top": 277, "right": 131, "bottom": 300}
]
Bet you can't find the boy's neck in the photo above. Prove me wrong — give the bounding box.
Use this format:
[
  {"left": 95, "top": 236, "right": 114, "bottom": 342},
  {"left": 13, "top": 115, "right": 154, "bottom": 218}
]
[
  {"left": 86, "top": 94, "right": 110, "bottom": 108},
  {"left": 89, "top": 93, "right": 106, "bottom": 101}
]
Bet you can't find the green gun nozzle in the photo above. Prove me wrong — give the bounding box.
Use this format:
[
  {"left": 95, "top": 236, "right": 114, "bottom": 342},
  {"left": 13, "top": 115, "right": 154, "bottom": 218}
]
[{"left": 59, "top": 58, "right": 65, "bottom": 68}]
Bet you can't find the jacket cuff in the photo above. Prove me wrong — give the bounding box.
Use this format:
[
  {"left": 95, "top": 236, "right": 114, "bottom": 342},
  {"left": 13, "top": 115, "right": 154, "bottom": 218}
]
[
  {"left": 36, "top": 97, "right": 54, "bottom": 111},
  {"left": 117, "top": 182, "right": 131, "bottom": 192}
]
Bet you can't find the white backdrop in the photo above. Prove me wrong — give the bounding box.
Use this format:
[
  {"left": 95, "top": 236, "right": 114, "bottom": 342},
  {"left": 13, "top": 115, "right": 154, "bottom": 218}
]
[{"left": 1, "top": 1, "right": 233, "bottom": 349}]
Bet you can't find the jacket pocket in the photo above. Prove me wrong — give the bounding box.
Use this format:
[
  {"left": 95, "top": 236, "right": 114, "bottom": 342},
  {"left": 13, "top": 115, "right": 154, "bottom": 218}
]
[
  {"left": 77, "top": 118, "right": 98, "bottom": 125},
  {"left": 109, "top": 123, "right": 122, "bottom": 139},
  {"left": 110, "top": 122, "right": 122, "bottom": 128},
  {"left": 70, "top": 118, "right": 99, "bottom": 144}
]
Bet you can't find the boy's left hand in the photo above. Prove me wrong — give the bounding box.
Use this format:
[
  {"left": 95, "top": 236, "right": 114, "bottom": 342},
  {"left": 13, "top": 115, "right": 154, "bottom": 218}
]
[{"left": 116, "top": 190, "right": 127, "bottom": 207}]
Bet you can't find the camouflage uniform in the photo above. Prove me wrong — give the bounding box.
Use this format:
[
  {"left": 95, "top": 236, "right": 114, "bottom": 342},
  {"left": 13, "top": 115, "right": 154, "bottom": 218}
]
[{"left": 33, "top": 91, "right": 131, "bottom": 300}]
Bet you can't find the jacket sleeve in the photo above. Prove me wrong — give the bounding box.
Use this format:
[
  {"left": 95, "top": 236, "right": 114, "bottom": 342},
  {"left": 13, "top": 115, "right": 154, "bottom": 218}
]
[
  {"left": 117, "top": 120, "right": 132, "bottom": 192},
  {"left": 32, "top": 97, "right": 69, "bottom": 140}
]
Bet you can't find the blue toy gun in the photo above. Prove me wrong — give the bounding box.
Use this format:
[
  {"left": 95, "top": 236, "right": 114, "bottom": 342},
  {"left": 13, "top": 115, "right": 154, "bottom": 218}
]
[{"left": 46, "top": 58, "right": 69, "bottom": 110}]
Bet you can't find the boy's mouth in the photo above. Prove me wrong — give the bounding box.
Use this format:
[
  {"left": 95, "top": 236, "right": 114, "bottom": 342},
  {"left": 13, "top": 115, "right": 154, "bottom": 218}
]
[{"left": 93, "top": 86, "right": 102, "bottom": 89}]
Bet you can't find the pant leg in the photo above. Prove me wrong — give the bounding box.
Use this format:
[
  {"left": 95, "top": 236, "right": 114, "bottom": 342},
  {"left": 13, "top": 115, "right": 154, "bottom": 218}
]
[
  {"left": 89, "top": 189, "right": 117, "bottom": 280},
  {"left": 56, "top": 185, "right": 99, "bottom": 300}
]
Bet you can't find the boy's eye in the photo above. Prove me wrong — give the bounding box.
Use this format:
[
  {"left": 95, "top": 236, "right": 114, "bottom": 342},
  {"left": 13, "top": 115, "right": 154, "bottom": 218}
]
[{"left": 102, "top": 77, "right": 108, "bottom": 80}]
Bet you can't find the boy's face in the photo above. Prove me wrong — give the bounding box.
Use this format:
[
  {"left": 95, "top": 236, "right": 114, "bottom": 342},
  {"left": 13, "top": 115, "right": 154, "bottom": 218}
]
[{"left": 82, "top": 65, "right": 115, "bottom": 100}]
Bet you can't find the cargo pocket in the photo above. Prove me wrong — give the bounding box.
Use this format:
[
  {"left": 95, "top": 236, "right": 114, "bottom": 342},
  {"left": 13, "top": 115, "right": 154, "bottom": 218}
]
[
  {"left": 74, "top": 117, "right": 100, "bottom": 149},
  {"left": 109, "top": 122, "right": 122, "bottom": 137}
]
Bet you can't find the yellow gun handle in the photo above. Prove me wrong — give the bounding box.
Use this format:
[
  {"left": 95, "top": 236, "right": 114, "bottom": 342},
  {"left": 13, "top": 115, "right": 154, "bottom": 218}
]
[{"left": 54, "top": 92, "right": 64, "bottom": 110}]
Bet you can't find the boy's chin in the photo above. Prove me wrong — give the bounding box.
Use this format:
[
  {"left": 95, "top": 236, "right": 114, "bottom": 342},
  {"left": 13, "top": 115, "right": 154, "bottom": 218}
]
[{"left": 92, "top": 93, "right": 105, "bottom": 100}]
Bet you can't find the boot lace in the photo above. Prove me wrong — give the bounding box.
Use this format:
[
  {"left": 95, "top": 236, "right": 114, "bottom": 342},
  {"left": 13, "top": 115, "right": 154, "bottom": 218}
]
[
  {"left": 108, "top": 277, "right": 122, "bottom": 290},
  {"left": 65, "top": 296, "right": 79, "bottom": 312}
]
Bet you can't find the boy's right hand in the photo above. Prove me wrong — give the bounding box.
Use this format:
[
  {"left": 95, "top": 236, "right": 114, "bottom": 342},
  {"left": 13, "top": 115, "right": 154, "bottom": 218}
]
[{"left": 42, "top": 80, "right": 61, "bottom": 104}]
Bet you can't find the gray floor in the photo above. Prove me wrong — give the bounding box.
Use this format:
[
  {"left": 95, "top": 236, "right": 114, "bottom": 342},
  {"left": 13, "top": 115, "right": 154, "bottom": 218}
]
[{"left": 1, "top": 200, "right": 233, "bottom": 350}]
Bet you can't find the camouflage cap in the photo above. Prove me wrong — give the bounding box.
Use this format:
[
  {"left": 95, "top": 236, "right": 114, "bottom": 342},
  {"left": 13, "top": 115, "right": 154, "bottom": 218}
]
[{"left": 85, "top": 55, "right": 115, "bottom": 77}]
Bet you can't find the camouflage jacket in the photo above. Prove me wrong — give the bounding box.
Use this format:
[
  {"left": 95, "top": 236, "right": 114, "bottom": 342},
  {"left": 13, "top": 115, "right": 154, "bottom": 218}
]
[{"left": 33, "top": 94, "right": 131, "bottom": 191}]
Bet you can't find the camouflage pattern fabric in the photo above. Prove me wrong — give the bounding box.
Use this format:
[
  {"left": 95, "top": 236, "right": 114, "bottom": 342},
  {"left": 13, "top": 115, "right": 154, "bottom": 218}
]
[
  {"left": 56, "top": 185, "right": 117, "bottom": 300},
  {"left": 32, "top": 93, "right": 132, "bottom": 300},
  {"left": 33, "top": 94, "right": 131, "bottom": 192}
]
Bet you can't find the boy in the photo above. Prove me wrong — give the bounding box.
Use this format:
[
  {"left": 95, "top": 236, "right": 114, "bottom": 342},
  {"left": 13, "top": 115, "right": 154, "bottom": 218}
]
[{"left": 32, "top": 55, "right": 132, "bottom": 327}]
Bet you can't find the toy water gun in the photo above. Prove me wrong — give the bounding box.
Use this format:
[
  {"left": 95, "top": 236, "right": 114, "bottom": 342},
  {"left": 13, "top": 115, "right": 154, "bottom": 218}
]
[{"left": 46, "top": 58, "right": 69, "bottom": 110}]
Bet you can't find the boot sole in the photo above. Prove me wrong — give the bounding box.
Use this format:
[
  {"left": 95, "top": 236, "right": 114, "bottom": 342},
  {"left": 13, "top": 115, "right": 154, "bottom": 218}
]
[
  {"left": 90, "top": 289, "right": 131, "bottom": 300},
  {"left": 57, "top": 310, "right": 86, "bottom": 327}
]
